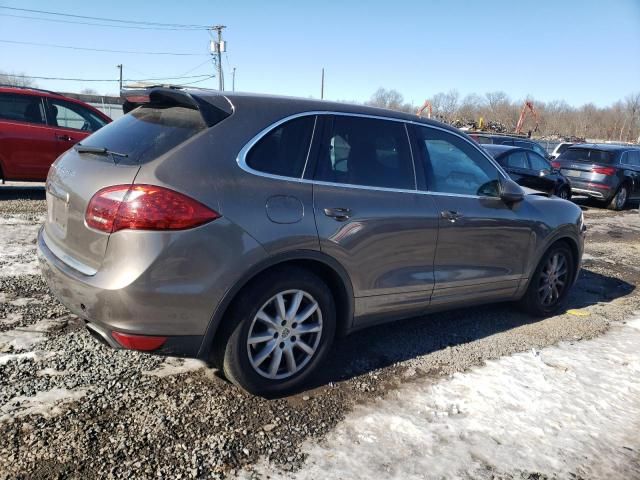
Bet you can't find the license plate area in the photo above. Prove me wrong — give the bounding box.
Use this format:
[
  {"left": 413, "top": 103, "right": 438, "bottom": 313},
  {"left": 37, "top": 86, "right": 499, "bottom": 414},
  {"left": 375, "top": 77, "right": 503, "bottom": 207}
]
[{"left": 46, "top": 187, "right": 69, "bottom": 237}]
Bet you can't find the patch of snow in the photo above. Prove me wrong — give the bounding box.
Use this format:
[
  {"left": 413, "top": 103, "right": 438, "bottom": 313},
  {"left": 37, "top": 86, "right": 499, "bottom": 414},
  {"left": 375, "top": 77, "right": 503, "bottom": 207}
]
[
  {"left": 1, "top": 312, "right": 23, "bottom": 326},
  {"left": 0, "top": 215, "right": 42, "bottom": 277},
  {"left": 0, "top": 317, "right": 68, "bottom": 352},
  {"left": 8, "top": 297, "right": 40, "bottom": 307},
  {"left": 142, "top": 357, "right": 207, "bottom": 377},
  {"left": 0, "top": 388, "right": 87, "bottom": 422},
  {"left": 250, "top": 319, "right": 640, "bottom": 479},
  {"left": 36, "top": 367, "right": 67, "bottom": 377}
]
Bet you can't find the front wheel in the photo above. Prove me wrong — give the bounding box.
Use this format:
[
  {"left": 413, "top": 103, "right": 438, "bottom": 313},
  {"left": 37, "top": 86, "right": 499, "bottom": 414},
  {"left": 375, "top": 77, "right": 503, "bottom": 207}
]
[
  {"left": 519, "top": 243, "right": 575, "bottom": 317},
  {"left": 218, "top": 267, "right": 336, "bottom": 397}
]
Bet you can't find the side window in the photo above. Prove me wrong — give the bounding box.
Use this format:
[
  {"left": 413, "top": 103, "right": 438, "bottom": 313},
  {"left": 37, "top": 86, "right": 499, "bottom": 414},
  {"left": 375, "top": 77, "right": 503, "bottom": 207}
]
[
  {"left": 627, "top": 151, "right": 640, "bottom": 167},
  {"left": 0, "top": 93, "right": 46, "bottom": 125},
  {"left": 49, "top": 99, "right": 107, "bottom": 132},
  {"left": 246, "top": 116, "right": 316, "bottom": 178},
  {"left": 506, "top": 151, "right": 529, "bottom": 169},
  {"left": 499, "top": 139, "right": 515, "bottom": 146},
  {"left": 527, "top": 152, "right": 551, "bottom": 172},
  {"left": 315, "top": 116, "right": 414, "bottom": 190},
  {"left": 416, "top": 127, "right": 501, "bottom": 196}
]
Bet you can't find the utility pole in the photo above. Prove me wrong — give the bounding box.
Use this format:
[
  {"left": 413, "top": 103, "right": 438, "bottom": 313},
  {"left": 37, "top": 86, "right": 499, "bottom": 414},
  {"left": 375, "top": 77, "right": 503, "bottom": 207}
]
[
  {"left": 116, "top": 64, "right": 123, "bottom": 91},
  {"left": 209, "top": 25, "right": 226, "bottom": 91},
  {"left": 232, "top": 67, "right": 236, "bottom": 92},
  {"left": 320, "top": 68, "right": 324, "bottom": 100}
]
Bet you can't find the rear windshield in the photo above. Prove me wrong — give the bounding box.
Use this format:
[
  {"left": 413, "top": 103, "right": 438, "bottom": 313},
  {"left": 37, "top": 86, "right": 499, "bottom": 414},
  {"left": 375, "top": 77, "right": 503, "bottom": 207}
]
[
  {"left": 79, "top": 106, "right": 207, "bottom": 164},
  {"left": 556, "top": 143, "right": 572, "bottom": 154},
  {"left": 558, "top": 148, "right": 615, "bottom": 164}
]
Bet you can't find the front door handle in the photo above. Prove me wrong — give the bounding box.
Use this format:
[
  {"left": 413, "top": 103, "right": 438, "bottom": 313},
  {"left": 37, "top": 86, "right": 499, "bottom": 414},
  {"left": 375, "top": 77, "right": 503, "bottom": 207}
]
[
  {"left": 323, "top": 207, "right": 352, "bottom": 221},
  {"left": 440, "top": 210, "right": 463, "bottom": 222},
  {"left": 56, "top": 134, "right": 73, "bottom": 142}
]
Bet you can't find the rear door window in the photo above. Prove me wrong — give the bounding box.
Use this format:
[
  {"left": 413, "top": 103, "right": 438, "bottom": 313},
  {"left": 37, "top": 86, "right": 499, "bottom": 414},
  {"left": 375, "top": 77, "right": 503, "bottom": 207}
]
[
  {"left": 527, "top": 152, "right": 551, "bottom": 171},
  {"left": 505, "top": 151, "right": 529, "bottom": 169},
  {"left": 626, "top": 150, "right": 640, "bottom": 167},
  {"left": 415, "top": 126, "right": 501, "bottom": 196},
  {"left": 246, "top": 116, "right": 316, "bottom": 178},
  {"left": 0, "top": 93, "right": 46, "bottom": 125},
  {"left": 314, "top": 116, "right": 415, "bottom": 190},
  {"left": 79, "top": 106, "right": 208, "bottom": 164}
]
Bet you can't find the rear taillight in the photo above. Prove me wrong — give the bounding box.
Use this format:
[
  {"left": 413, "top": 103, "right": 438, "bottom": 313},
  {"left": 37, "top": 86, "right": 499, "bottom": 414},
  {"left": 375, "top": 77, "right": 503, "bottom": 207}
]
[
  {"left": 85, "top": 184, "right": 220, "bottom": 233},
  {"left": 592, "top": 166, "right": 616, "bottom": 176},
  {"left": 551, "top": 161, "right": 561, "bottom": 169}
]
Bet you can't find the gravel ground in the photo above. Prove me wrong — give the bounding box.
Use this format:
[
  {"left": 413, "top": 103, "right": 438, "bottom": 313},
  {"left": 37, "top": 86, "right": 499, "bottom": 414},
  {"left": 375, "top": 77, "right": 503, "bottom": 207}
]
[{"left": 0, "top": 184, "right": 639, "bottom": 479}]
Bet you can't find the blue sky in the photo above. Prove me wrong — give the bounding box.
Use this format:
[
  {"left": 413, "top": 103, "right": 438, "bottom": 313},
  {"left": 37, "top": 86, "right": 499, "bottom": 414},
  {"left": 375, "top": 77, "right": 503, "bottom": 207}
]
[{"left": 1, "top": 0, "right": 639, "bottom": 107}]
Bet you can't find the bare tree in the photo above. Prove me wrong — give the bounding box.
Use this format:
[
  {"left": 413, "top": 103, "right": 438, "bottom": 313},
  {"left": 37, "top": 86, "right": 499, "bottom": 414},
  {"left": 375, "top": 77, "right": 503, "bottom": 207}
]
[
  {"left": 0, "top": 71, "right": 37, "bottom": 87},
  {"left": 365, "top": 88, "right": 414, "bottom": 113}
]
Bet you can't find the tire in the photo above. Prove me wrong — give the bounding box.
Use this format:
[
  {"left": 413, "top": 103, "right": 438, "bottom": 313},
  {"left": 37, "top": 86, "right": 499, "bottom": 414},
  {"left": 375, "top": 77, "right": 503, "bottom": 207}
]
[
  {"left": 216, "top": 266, "right": 336, "bottom": 397},
  {"left": 519, "top": 243, "right": 575, "bottom": 317},
  {"left": 557, "top": 186, "right": 571, "bottom": 201},
  {"left": 607, "top": 184, "right": 628, "bottom": 211}
]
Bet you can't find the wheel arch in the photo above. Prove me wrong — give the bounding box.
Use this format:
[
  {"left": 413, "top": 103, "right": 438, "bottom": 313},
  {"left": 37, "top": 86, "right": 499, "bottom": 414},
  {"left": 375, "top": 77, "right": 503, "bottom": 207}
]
[{"left": 197, "top": 250, "right": 355, "bottom": 360}]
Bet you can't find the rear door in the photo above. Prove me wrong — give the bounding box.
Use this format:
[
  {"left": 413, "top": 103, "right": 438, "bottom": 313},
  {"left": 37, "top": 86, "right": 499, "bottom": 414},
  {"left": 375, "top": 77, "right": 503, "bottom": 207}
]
[
  {"left": 623, "top": 150, "right": 640, "bottom": 199},
  {"left": 500, "top": 150, "right": 530, "bottom": 186},
  {"left": 526, "top": 151, "right": 556, "bottom": 194},
  {"left": 411, "top": 125, "right": 533, "bottom": 306},
  {"left": 0, "top": 92, "right": 58, "bottom": 180},
  {"left": 312, "top": 115, "right": 439, "bottom": 321}
]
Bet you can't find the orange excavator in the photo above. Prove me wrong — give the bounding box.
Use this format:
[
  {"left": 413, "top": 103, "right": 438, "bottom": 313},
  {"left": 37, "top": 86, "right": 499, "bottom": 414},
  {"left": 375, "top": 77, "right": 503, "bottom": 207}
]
[
  {"left": 515, "top": 100, "right": 539, "bottom": 135},
  {"left": 416, "top": 100, "right": 433, "bottom": 119}
]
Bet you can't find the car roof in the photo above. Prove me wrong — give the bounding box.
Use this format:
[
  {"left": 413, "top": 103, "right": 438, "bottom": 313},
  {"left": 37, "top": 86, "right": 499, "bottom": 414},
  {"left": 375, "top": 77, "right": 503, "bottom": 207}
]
[
  {"left": 175, "top": 88, "right": 466, "bottom": 136},
  {"left": 567, "top": 143, "right": 639, "bottom": 152},
  {"left": 481, "top": 144, "right": 529, "bottom": 157},
  {"left": 468, "top": 132, "right": 535, "bottom": 142}
]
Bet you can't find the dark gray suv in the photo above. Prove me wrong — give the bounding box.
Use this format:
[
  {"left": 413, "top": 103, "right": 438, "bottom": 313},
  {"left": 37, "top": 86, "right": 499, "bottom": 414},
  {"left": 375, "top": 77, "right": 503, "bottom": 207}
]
[{"left": 38, "top": 87, "right": 585, "bottom": 396}]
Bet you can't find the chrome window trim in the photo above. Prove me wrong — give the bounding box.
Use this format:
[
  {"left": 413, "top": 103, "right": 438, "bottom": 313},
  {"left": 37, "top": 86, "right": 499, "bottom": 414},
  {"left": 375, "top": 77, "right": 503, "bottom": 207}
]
[{"left": 236, "top": 110, "right": 508, "bottom": 195}]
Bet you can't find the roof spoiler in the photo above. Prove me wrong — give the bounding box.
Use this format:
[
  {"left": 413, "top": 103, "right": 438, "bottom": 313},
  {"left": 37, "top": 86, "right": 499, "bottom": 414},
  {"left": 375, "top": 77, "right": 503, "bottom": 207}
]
[{"left": 121, "top": 86, "right": 232, "bottom": 127}]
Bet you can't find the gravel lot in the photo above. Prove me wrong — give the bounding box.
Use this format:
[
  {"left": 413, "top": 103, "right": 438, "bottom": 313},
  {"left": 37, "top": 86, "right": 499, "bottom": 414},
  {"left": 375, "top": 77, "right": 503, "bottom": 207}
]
[{"left": 0, "top": 184, "right": 639, "bottom": 479}]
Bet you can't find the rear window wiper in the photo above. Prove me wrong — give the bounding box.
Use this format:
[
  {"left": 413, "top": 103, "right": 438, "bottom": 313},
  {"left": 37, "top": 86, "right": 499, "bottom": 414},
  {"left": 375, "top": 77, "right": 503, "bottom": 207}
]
[{"left": 75, "top": 144, "right": 129, "bottom": 164}]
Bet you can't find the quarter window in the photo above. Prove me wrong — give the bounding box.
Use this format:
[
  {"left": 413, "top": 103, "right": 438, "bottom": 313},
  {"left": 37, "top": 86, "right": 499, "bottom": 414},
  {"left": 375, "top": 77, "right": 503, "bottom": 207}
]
[
  {"left": 315, "top": 116, "right": 415, "bottom": 190},
  {"left": 246, "top": 116, "right": 316, "bottom": 178},
  {"left": 0, "top": 93, "right": 45, "bottom": 125},
  {"left": 415, "top": 127, "right": 501, "bottom": 196}
]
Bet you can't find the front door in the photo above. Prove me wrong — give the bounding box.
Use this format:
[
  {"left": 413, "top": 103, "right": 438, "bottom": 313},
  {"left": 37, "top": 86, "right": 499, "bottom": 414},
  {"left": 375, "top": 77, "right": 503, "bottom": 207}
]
[
  {"left": 312, "top": 115, "right": 439, "bottom": 322},
  {"left": 411, "top": 125, "right": 533, "bottom": 306}
]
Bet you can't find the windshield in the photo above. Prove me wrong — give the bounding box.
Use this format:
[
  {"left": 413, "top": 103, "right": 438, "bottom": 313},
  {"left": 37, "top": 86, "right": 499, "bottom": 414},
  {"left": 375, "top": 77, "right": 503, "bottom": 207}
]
[
  {"left": 558, "top": 148, "right": 615, "bottom": 164},
  {"left": 79, "top": 105, "right": 207, "bottom": 164}
]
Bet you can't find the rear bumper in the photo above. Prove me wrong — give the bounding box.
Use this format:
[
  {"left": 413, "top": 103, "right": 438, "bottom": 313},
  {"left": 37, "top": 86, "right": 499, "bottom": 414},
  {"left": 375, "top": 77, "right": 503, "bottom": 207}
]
[
  {"left": 566, "top": 179, "right": 614, "bottom": 200},
  {"left": 37, "top": 221, "right": 268, "bottom": 357}
]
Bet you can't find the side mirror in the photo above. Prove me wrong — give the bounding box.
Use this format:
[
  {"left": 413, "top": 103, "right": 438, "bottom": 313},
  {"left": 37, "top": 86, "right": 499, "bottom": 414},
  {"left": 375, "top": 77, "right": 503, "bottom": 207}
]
[{"left": 499, "top": 178, "right": 525, "bottom": 203}]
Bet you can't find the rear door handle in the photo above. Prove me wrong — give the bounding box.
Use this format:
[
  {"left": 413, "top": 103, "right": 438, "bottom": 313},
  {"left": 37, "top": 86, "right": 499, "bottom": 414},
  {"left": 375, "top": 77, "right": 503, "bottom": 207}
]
[
  {"left": 56, "top": 134, "right": 73, "bottom": 142},
  {"left": 440, "top": 210, "right": 463, "bottom": 222},
  {"left": 323, "top": 207, "right": 352, "bottom": 221}
]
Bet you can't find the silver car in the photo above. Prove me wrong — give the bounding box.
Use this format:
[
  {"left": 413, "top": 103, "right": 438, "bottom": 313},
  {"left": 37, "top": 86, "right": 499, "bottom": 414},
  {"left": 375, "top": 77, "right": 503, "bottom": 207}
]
[{"left": 38, "top": 87, "right": 586, "bottom": 396}]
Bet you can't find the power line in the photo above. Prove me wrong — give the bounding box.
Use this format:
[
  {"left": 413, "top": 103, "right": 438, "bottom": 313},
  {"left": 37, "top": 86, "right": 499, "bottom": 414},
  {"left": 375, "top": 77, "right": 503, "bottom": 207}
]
[
  {"left": 0, "top": 6, "right": 209, "bottom": 29},
  {"left": 10, "top": 73, "right": 214, "bottom": 82},
  {"left": 0, "top": 39, "right": 207, "bottom": 56},
  {"left": 0, "top": 13, "right": 206, "bottom": 31}
]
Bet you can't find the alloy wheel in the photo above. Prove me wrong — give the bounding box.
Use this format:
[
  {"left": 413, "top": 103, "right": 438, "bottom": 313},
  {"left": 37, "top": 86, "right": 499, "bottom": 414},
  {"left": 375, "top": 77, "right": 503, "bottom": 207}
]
[
  {"left": 246, "top": 289, "right": 323, "bottom": 380},
  {"left": 616, "top": 187, "right": 627, "bottom": 209},
  {"left": 537, "top": 252, "right": 569, "bottom": 306}
]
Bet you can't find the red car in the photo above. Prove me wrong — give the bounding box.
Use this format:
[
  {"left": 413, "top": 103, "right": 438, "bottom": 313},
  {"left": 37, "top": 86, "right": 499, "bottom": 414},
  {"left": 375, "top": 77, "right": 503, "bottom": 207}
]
[{"left": 0, "top": 86, "right": 111, "bottom": 182}]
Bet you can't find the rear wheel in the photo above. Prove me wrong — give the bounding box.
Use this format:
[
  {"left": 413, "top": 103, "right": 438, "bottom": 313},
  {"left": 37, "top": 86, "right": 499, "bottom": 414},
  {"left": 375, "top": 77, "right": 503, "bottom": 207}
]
[
  {"left": 607, "top": 184, "right": 628, "bottom": 211},
  {"left": 519, "top": 243, "right": 574, "bottom": 317},
  {"left": 217, "top": 267, "right": 336, "bottom": 397}
]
